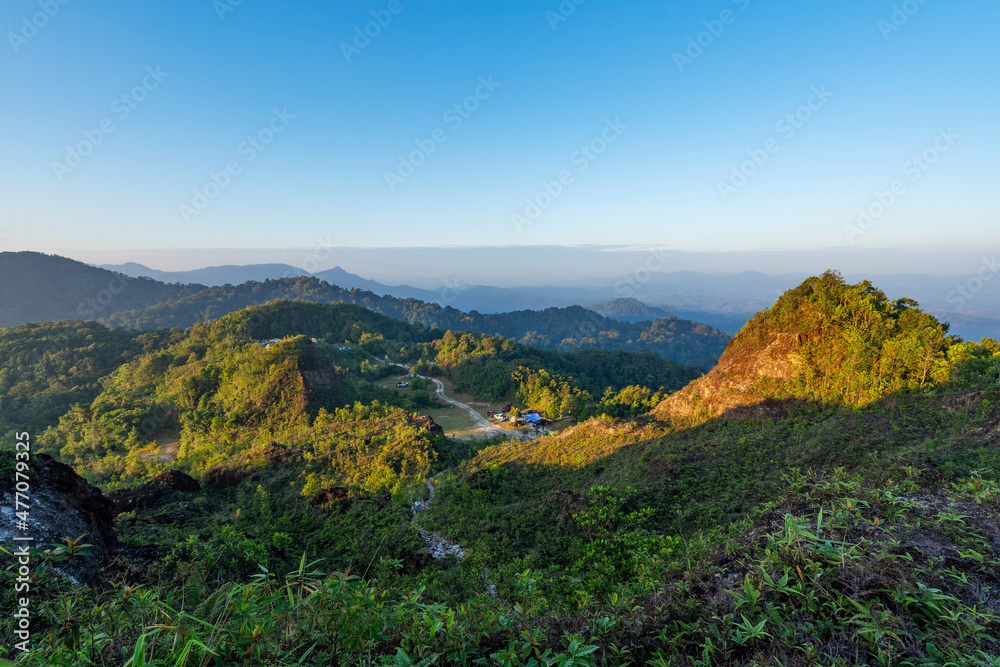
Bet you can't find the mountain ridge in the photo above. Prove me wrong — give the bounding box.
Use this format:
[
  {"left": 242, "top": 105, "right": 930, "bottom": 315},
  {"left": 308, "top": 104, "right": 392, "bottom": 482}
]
[{"left": 1, "top": 252, "right": 731, "bottom": 368}]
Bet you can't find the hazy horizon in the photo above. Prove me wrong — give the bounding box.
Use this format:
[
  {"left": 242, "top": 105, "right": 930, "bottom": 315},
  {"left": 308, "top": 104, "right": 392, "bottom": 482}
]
[
  {"left": 27, "top": 245, "right": 997, "bottom": 290},
  {"left": 3, "top": 1, "right": 997, "bottom": 264}
]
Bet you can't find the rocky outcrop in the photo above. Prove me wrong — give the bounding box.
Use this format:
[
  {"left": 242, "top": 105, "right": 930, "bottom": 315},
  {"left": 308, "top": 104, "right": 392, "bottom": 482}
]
[
  {"left": 301, "top": 368, "right": 337, "bottom": 391},
  {"left": 654, "top": 332, "right": 806, "bottom": 419},
  {"left": 411, "top": 415, "right": 443, "bottom": 433},
  {"left": 0, "top": 454, "right": 116, "bottom": 585},
  {"left": 110, "top": 470, "right": 200, "bottom": 515},
  {"left": 206, "top": 466, "right": 248, "bottom": 491}
]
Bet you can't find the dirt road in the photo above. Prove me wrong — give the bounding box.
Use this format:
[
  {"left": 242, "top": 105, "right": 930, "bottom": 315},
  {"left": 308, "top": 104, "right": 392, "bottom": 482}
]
[{"left": 388, "top": 360, "right": 544, "bottom": 440}]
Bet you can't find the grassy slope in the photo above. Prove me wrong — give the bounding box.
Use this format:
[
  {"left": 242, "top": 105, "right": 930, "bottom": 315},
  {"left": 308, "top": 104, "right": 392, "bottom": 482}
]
[
  {"left": 422, "top": 388, "right": 1000, "bottom": 560},
  {"left": 7, "top": 277, "right": 1000, "bottom": 665}
]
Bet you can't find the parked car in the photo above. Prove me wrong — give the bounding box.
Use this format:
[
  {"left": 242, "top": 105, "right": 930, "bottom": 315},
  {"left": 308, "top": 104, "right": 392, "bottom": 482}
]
[{"left": 395, "top": 382, "right": 409, "bottom": 388}]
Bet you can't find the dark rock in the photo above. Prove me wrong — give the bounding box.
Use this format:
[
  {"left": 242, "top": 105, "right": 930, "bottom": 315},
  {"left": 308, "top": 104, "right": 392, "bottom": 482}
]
[
  {"left": 411, "top": 415, "right": 443, "bottom": 433},
  {"left": 403, "top": 548, "right": 432, "bottom": 573},
  {"left": 149, "top": 470, "right": 199, "bottom": 492},
  {"left": 110, "top": 470, "right": 200, "bottom": 515},
  {"left": 0, "top": 454, "right": 116, "bottom": 585}
]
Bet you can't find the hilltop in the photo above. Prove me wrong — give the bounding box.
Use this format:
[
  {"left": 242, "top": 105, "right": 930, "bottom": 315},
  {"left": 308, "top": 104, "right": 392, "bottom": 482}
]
[{"left": 654, "top": 270, "right": 956, "bottom": 418}]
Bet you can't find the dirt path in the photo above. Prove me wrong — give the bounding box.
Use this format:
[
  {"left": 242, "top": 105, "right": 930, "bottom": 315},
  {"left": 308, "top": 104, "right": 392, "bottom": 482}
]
[
  {"left": 387, "top": 359, "right": 545, "bottom": 440},
  {"left": 140, "top": 440, "right": 179, "bottom": 463},
  {"left": 426, "top": 376, "right": 506, "bottom": 436},
  {"left": 412, "top": 472, "right": 497, "bottom": 596},
  {"left": 412, "top": 472, "right": 465, "bottom": 559}
]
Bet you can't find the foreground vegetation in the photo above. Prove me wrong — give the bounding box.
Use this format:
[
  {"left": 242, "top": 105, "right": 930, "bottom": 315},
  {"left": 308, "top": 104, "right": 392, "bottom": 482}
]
[{"left": 2, "top": 272, "right": 1000, "bottom": 665}]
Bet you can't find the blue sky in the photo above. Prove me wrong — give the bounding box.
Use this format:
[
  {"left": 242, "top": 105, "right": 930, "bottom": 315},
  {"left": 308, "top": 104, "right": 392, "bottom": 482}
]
[{"left": 1, "top": 0, "right": 997, "bottom": 269}]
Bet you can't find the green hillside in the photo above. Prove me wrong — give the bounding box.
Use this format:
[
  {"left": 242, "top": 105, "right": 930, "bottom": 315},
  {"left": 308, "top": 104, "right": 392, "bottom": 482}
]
[
  {"left": 3, "top": 273, "right": 1000, "bottom": 665},
  {"left": 0, "top": 251, "right": 199, "bottom": 327}
]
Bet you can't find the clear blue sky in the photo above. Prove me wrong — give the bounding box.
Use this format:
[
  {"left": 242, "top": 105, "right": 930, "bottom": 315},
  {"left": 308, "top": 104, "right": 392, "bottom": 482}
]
[{"left": 1, "top": 0, "right": 997, "bottom": 266}]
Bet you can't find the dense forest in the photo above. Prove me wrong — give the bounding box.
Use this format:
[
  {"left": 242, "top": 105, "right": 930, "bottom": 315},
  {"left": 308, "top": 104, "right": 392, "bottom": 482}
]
[
  {"left": 0, "top": 322, "right": 178, "bottom": 436},
  {"left": 2, "top": 273, "right": 1000, "bottom": 665},
  {"left": 0, "top": 301, "right": 704, "bottom": 489},
  {"left": 412, "top": 330, "right": 703, "bottom": 420}
]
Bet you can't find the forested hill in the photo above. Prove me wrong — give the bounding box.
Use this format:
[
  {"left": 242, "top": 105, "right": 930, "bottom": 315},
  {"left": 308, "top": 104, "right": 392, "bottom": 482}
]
[
  {"left": 0, "top": 251, "right": 200, "bottom": 325},
  {"left": 0, "top": 252, "right": 731, "bottom": 368},
  {"left": 1, "top": 300, "right": 704, "bottom": 486},
  {"left": 655, "top": 270, "right": 971, "bottom": 418},
  {"left": 587, "top": 297, "right": 671, "bottom": 321}
]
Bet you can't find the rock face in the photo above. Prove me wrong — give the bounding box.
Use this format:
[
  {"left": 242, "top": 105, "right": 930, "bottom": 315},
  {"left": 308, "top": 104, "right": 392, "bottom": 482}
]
[
  {"left": 110, "top": 470, "right": 200, "bottom": 515},
  {"left": 0, "top": 454, "right": 116, "bottom": 585},
  {"left": 411, "top": 415, "right": 444, "bottom": 433},
  {"left": 654, "top": 332, "right": 806, "bottom": 419}
]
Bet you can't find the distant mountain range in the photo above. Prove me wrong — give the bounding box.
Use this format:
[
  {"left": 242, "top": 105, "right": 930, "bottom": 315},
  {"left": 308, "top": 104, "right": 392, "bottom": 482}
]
[
  {"left": 2, "top": 252, "right": 731, "bottom": 368},
  {"left": 7, "top": 252, "right": 996, "bottom": 343},
  {"left": 100, "top": 262, "right": 311, "bottom": 285},
  {"left": 101, "top": 262, "right": 438, "bottom": 301},
  {"left": 586, "top": 298, "right": 755, "bottom": 335}
]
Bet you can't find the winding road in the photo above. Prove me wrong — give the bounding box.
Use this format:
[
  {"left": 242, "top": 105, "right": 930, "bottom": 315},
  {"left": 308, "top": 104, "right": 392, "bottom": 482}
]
[{"left": 387, "top": 360, "right": 544, "bottom": 440}]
